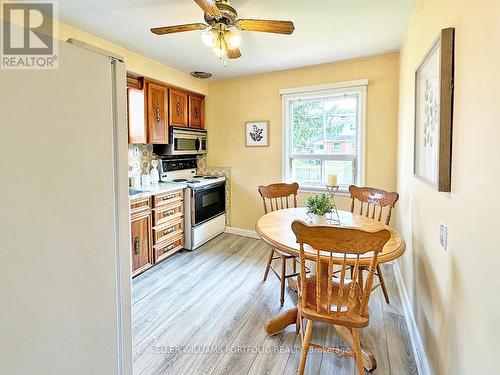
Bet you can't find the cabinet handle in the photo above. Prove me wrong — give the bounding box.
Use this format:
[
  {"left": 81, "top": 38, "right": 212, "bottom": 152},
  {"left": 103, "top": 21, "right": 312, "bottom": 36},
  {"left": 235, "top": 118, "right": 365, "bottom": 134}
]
[
  {"left": 163, "top": 243, "right": 176, "bottom": 253},
  {"left": 162, "top": 194, "right": 176, "bottom": 201},
  {"left": 155, "top": 107, "right": 161, "bottom": 122},
  {"left": 162, "top": 209, "right": 176, "bottom": 218},
  {"left": 163, "top": 226, "right": 176, "bottom": 236},
  {"left": 134, "top": 237, "right": 140, "bottom": 255},
  {"left": 176, "top": 102, "right": 181, "bottom": 117}
]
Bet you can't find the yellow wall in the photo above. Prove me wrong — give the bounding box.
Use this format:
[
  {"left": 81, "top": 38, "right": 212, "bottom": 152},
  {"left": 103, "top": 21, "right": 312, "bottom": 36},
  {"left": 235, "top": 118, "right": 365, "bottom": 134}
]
[
  {"left": 396, "top": 0, "right": 500, "bottom": 374},
  {"left": 57, "top": 21, "right": 208, "bottom": 95},
  {"left": 0, "top": 0, "right": 207, "bottom": 93},
  {"left": 206, "top": 53, "right": 400, "bottom": 230}
]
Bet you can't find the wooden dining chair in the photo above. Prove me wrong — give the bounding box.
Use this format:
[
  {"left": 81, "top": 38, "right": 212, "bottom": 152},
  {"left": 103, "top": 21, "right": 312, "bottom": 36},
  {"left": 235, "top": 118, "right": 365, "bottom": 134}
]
[
  {"left": 349, "top": 185, "right": 399, "bottom": 303},
  {"left": 291, "top": 220, "right": 391, "bottom": 375},
  {"left": 258, "top": 182, "right": 303, "bottom": 306}
]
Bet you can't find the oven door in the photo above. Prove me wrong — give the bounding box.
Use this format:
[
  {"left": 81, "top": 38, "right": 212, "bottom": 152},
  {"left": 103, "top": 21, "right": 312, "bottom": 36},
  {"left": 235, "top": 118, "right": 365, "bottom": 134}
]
[{"left": 193, "top": 182, "right": 226, "bottom": 226}]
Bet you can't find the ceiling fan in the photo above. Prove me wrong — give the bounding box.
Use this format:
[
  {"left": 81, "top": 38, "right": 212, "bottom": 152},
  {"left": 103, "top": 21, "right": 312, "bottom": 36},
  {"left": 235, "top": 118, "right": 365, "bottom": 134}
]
[{"left": 150, "top": 0, "right": 295, "bottom": 60}]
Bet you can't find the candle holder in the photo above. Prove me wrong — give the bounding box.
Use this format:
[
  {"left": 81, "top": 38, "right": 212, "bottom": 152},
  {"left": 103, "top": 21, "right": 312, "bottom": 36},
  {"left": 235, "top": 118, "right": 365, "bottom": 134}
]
[{"left": 326, "top": 185, "right": 341, "bottom": 225}]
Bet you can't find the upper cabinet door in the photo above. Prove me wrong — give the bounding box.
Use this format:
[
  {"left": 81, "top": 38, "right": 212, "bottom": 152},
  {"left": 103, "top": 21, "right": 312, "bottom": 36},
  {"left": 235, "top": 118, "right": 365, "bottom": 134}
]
[
  {"left": 188, "top": 95, "right": 205, "bottom": 129},
  {"left": 146, "top": 81, "right": 169, "bottom": 144},
  {"left": 127, "top": 76, "right": 146, "bottom": 144},
  {"left": 169, "top": 89, "right": 188, "bottom": 127}
]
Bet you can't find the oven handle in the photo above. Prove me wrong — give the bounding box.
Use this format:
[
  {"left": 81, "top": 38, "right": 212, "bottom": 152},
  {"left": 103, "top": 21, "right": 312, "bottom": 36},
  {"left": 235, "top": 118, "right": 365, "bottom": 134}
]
[{"left": 192, "top": 181, "right": 225, "bottom": 192}]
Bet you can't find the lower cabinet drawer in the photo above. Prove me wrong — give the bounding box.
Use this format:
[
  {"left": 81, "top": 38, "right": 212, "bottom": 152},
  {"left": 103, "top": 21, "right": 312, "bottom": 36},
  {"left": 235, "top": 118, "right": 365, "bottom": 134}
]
[
  {"left": 153, "top": 219, "right": 183, "bottom": 244},
  {"left": 154, "top": 235, "right": 184, "bottom": 263},
  {"left": 153, "top": 202, "right": 183, "bottom": 226},
  {"left": 153, "top": 190, "right": 183, "bottom": 208},
  {"left": 130, "top": 197, "right": 151, "bottom": 216}
]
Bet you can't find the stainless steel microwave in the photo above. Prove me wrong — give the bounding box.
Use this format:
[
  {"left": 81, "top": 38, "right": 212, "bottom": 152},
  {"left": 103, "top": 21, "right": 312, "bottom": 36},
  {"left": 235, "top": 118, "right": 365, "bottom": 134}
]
[{"left": 153, "top": 128, "right": 207, "bottom": 156}]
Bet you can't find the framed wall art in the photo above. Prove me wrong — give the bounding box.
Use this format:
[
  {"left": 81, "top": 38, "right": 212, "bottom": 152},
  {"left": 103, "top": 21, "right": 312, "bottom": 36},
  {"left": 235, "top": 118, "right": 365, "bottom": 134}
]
[
  {"left": 414, "top": 27, "right": 455, "bottom": 192},
  {"left": 245, "top": 121, "right": 269, "bottom": 147}
]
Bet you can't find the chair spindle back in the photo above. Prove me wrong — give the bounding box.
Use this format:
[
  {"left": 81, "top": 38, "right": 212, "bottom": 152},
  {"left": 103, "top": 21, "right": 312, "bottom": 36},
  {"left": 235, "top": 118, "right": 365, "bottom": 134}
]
[
  {"left": 291, "top": 220, "right": 391, "bottom": 317},
  {"left": 349, "top": 185, "right": 399, "bottom": 225},
  {"left": 258, "top": 182, "right": 299, "bottom": 214}
]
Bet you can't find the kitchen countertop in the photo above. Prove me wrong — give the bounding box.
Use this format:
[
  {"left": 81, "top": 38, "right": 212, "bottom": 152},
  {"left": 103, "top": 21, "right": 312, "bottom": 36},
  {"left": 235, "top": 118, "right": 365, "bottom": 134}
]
[{"left": 129, "top": 182, "right": 187, "bottom": 201}]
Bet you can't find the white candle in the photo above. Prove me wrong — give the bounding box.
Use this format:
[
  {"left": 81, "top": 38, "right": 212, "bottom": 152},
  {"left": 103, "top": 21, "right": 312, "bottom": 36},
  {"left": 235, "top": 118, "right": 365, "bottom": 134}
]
[{"left": 327, "top": 174, "right": 338, "bottom": 186}]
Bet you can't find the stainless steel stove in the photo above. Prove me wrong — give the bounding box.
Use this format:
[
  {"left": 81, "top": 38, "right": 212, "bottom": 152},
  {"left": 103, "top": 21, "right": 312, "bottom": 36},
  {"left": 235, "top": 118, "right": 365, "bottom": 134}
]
[{"left": 158, "top": 157, "right": 226, "bottom": 250}]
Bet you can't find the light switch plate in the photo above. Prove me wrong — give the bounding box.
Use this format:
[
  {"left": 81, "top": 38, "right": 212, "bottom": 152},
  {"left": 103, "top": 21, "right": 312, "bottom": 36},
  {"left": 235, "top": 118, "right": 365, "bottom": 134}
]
[{"left": 439, "top": 224, "right": 447, "bottom": 250}]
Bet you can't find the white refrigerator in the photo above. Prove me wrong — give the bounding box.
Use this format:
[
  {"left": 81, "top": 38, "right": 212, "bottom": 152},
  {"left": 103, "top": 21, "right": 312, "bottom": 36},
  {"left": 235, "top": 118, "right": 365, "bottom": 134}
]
[{"left": 0, "top": 36, "right": 132, "bottom": 374}]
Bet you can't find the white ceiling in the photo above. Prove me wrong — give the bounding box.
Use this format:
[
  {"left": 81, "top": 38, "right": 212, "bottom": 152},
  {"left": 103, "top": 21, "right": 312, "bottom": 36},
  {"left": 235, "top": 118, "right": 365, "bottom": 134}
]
[{"left": 59, "top": 0, "right": 418, "bottom": 81}]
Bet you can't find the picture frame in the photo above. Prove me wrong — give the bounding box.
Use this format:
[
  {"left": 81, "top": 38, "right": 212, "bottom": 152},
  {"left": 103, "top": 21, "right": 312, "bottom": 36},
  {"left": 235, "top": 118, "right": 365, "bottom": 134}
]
[
  {"left": 414, "top": 27, "right": 455, "bottom": 192},
  {"left": 245, "top": 121, "right": 269, "bottom": 147}
]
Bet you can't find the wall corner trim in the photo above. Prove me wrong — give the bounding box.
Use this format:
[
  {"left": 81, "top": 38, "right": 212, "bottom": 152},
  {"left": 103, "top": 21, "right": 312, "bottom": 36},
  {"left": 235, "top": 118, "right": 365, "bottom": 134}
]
[
  {"left": 393, "top": 262, "right": 433, "bottom": 375},
  {"left": 225, "top": 226, "right": 260, "bottom": 239}
]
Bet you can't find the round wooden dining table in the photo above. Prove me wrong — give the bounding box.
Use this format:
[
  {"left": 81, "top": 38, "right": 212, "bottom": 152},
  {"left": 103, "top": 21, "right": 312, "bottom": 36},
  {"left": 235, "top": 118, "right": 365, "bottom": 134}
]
[{"left": 255, "top": 207, "right": 406, "bottom": 371}]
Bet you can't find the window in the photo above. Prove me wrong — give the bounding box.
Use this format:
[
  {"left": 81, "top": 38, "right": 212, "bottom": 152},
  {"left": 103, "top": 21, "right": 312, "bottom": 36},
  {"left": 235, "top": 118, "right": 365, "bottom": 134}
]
[{"left": 281, "top": 80, "right": 367, "bottom": 192}]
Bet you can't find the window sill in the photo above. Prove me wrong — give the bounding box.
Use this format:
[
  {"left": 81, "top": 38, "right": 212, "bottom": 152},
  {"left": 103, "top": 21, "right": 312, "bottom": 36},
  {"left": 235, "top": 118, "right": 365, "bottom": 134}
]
[{"left": 298, "top": 186, "right": 350, "bottom": 197}]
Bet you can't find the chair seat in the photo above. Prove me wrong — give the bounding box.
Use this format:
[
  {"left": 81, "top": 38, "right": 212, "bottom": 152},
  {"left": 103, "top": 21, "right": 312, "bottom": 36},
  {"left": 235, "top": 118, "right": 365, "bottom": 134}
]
[
  {"left": 274, "top": 247, "right": 296, "bottom": 259},
  {"left": 298, "top": 275, "right": 369, "bottom": 328}
]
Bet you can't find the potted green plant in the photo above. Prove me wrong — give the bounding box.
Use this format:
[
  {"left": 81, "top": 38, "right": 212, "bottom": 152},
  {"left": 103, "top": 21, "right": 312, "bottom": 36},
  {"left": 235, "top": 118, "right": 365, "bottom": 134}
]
[{"left": 305, "top": 193, "right": 334, "bottom": 224}]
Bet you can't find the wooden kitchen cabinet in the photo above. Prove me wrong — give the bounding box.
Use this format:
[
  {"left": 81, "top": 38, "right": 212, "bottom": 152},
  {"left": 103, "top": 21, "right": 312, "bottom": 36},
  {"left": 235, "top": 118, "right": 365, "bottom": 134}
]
[
  {"left": 169, "top": 88, "right": 188, "bottom": 127},
  {"left": 154, "top": 234, "right": 184, "bottom": 264},
  {"left": 127, "top": 72, "right": 206, "bottom": 143},
  {"left": 188, "top": 95, "right": 205, "bottom": 129},
  {"left": 146, "top": 80, "right": 169, "bottom": 144},
  {"left": 130, "top": 190, "right": 184, "bottom": 276},
  {"left": 130, "top": 198, "right": 154, "bottom": 277},
  {"left": 127, "top": 75, "right": 147, "bottom": 144}
]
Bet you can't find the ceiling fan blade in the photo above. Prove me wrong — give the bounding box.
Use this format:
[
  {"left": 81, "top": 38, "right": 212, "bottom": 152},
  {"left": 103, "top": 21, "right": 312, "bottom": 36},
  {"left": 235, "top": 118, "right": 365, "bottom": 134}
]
[
  {"left": 235, "top": 19, "right": 295, "bottom": 35},
  {"left": 226, "top": 47, "right": 241, "bottom": 59},
  {"left": 194, "top": 0, "right": 221, "bottom": 18},
  {"left": 151, "top": 23, "right": 208, "bottom": 35}
]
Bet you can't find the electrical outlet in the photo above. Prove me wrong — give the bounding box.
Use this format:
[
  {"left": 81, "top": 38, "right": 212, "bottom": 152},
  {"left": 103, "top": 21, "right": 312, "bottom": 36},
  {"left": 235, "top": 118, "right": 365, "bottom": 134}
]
[{"left": 439, "top": 224, "right": 447, "bottom": 250}]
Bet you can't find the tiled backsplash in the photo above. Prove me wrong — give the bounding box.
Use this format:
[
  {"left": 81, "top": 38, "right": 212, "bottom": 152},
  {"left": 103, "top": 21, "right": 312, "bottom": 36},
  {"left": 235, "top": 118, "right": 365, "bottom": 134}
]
[
  {"left": 127, "top": 146, "right": 232, "bottom": 225},
  {"left": 128, "top": 144, "right": 155, "bottom": 176}
]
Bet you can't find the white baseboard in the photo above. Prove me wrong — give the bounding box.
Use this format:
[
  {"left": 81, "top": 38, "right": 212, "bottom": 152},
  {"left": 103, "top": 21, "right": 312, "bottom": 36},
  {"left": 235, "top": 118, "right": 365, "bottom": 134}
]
[
  {"left": 393, "top": 262, "right": 432, "bottom": 375},
  {"left": 224, "top": 226, "right": 260, "bottom": 239}
]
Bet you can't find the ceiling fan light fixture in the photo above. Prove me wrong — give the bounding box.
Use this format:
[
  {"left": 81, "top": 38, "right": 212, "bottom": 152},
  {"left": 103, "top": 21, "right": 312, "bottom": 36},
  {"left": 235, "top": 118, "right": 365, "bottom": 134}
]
[
  {"left": 201, "top": 28, "right": 218, "bottom": 48},
  {"left": 225, "top": 31, "right": 241, "bottom": 49},
  {"left": 211, "top": 43, "right": 226, "bottom": 59},
  {"left": 210, "top": 33, "right": 228, "bottom": 59}
]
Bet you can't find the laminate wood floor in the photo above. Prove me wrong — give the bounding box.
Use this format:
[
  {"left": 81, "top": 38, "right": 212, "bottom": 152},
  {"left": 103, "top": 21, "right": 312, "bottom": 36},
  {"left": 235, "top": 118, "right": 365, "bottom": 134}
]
[{"left": 132, "top": 233, "right": 418, "bottom": 375}]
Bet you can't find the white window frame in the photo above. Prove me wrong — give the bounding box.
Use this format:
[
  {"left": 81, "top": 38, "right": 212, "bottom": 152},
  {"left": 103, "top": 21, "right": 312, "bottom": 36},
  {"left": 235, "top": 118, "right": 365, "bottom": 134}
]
[{"left": 281, "top": 80, "right": 367, "bottom": 193}]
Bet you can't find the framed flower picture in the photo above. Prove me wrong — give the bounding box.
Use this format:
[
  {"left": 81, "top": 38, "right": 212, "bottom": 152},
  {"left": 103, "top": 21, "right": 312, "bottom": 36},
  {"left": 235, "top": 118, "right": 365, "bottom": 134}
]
[
  {"left": 414, "top": 27, "right": 455, "bottom": 192},
  {"left": 245, "top": 121, "right": 269, "bottom": 147}
]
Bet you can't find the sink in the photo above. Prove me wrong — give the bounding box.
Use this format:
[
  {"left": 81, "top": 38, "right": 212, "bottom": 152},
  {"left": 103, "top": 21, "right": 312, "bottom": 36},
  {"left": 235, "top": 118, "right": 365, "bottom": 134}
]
[{"left": 128, "top": 188, "right": 143, "bottom": 196}]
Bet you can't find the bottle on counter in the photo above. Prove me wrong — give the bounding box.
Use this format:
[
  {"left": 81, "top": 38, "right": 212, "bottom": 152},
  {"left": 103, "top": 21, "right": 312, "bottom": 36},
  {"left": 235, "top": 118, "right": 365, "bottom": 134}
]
[{"left": 150, "top": 159, "right": 160, "bottom": 185}]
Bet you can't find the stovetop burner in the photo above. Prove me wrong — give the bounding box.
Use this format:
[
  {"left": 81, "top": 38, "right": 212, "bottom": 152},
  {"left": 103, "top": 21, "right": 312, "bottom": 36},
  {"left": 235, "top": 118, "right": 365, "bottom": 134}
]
[
  {"left": 204, "top": 176, "right": 218, "bottom": 179},
  {"left": 187, "top": 180, "right": 201, "bottom": 184},
  {"left": 193, "top": 175, "right": 204, "bottom": 178},
  {"left": 172, "top": 178, "right": 188, "bottom": 182}
]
